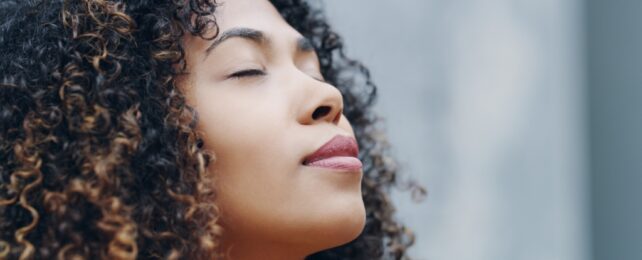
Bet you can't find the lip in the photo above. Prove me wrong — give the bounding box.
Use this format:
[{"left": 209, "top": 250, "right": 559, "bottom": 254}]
[{"left": 302, "top": 135, "right": 362, "bottom": 172}]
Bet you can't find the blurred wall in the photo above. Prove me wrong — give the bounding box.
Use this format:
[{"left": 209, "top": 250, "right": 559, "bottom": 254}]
[
  {"left": 323, "top": 1, "right": 588, "bottom": 259},
  {"left": 587, "top": 1, "right": 642, "bottom": 260}
]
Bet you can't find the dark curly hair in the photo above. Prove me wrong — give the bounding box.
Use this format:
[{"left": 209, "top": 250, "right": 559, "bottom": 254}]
[{"left": 0, "top": 0, "right": 425, "bottom": 259}]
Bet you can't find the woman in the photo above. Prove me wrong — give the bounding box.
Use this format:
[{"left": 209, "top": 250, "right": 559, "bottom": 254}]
[{"left": 0, "top": 0, "right": 423, "bottom": 259}]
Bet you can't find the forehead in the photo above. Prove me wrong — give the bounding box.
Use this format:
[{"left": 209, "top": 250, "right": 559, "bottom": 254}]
[{"left": 215, "top": 0, "right": 291, "bottom": 33}]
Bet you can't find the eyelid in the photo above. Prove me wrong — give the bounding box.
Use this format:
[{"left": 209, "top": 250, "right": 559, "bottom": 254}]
[{"left": 227, "top": 68, "right": 266, "bottom": 79}]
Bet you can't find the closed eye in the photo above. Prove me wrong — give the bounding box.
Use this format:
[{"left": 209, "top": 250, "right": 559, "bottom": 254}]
[{"left": 228, "top": 69, "right": 266, "bottom": 79}]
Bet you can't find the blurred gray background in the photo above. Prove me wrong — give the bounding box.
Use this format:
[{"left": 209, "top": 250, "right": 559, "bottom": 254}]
[{"left": 322, "top": 0, "right": 642, "bottom": 259}]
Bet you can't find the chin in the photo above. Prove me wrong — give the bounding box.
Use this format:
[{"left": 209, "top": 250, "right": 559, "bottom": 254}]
[{"left": 309, "top": 195, "right": 367, "bottom": 251}]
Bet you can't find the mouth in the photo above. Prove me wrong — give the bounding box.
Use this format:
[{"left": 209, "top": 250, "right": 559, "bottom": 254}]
[{"left": 302, "top": 135, "right": 362, "bottom": 172}]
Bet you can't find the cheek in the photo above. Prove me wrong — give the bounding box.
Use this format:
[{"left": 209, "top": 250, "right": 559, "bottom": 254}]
[
  {"left": 195, "top": 90, "right": 290, "bottom": 174},
  {"left": 194, "top": 92, "right": 307, "bottom": 238},
  {"left": 191, "top": 88, "right": 298, "bottom": 211}
]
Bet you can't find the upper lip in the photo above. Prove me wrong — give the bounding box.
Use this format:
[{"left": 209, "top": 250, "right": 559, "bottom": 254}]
[{"left": 302, "top": 135, "right": 359, "bottom": 165}]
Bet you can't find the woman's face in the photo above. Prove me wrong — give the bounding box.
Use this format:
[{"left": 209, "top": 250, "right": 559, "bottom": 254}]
[{"left": 180, "top": 0, "right": 365, "bottom": 257}]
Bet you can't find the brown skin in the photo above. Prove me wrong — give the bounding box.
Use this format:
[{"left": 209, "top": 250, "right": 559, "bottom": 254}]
[
  {"left": 2, "top": 0, "right": 424, "bottom": 258},
  {"left": 180, "top": 0, "right": 366, "bottom": 258}
]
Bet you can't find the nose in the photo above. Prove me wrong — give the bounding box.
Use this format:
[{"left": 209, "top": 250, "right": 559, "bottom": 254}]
[{"left": 297, "top": 80, "right": 344, "bottom": 125}]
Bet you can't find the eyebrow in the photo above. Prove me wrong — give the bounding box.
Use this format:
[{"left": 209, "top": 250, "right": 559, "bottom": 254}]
[
  {"left": 205, "top": 27, "right": 265, "bottom": 56},
  {"left": 203, "top": 27, "right": 316, "bottom": 60}
]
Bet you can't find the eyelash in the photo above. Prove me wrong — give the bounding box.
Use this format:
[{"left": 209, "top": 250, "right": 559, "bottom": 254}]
[
  {"left": 228, "top": 69, "right": 266, "bottom": 79},
  {"left": 227, "top": 68, "right": 327, "bottom": 83}
]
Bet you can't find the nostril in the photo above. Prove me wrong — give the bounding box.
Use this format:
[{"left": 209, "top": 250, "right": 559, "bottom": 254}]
[{"left": 312, "top": 106, "right": 331, "bottom": 120}]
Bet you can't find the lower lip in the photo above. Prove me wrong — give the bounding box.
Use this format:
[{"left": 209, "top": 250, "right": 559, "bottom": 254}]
[{"left": 304, "top": 156, "right": 363, "bottom": 172}]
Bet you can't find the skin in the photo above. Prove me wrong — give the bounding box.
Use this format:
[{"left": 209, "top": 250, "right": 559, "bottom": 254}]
[{"left": 179, "top": 0, "right": 366, "bottom": 258}]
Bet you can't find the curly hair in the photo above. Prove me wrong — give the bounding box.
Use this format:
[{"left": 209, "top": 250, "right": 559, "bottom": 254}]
[{"left": 0, "top": 0, "right": 425, "bottom": 259}]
